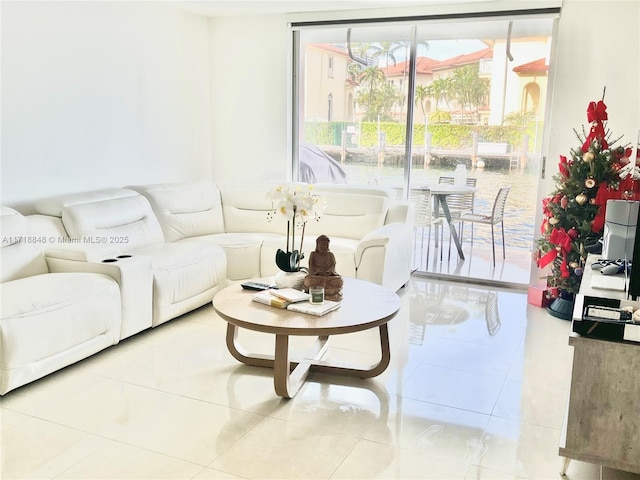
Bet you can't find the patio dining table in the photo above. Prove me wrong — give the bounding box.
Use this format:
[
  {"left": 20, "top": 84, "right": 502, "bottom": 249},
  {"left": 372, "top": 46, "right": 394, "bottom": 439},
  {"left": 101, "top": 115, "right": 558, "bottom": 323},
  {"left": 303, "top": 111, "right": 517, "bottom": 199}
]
[{"left": 425, "top": 183, "right": 478, "bottom": 260}]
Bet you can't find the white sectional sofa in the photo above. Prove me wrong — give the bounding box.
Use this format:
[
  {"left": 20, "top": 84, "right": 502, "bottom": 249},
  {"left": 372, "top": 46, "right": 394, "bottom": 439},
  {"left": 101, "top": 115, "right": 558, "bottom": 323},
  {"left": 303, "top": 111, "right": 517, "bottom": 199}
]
[
  {"left": 128, "top": 181, "right": 412, "bottom": 290},
  {"left": 0, "top": 207, "right": 122, "bottom": 394},
  {"left": 0, "top": 182, "right": 411, "bottom": 394}
]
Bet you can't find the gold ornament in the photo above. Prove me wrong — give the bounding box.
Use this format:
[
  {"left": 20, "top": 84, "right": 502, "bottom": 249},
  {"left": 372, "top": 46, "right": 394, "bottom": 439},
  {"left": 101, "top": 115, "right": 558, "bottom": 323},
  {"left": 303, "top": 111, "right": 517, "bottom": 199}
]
[
  {"left": 549, "top": 217, "right": 559, "bottom": 225},
  {"left": 569, "top": 261, "right": 579, "bottom": 269},
  {"left": 583, "top": 152, "right": 595, "bottom": 163},
  {"left": 576, "top": 193, "right": 588, "bottom": 205},
  {"left": 585, "top": 178, "right": 596, "bottom": 189}
]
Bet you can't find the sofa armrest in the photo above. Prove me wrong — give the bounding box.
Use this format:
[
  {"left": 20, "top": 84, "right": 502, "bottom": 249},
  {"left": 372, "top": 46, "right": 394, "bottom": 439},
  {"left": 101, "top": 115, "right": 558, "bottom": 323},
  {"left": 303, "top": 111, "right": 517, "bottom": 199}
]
[
  {"left": 44, "top": 253, "right": 153, "bottom": 340},
  {"left": 44, "top": 244, "right": 121, "bottom": 262},
  {"left": 386, "top": 201, "right": 412, "bottom": 226},
  {"left": 355, "top": 222, "right": 413, "bottom": 291}
]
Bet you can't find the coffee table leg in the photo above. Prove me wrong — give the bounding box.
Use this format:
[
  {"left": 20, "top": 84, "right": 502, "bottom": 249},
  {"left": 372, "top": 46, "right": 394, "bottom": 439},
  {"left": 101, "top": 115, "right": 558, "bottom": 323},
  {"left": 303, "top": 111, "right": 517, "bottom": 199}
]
[
  {"left": 274, "top": 334, "right": 329, "bottom": 398},
  {"left": 225, "top": 323, "right": 391, "bottom": 398},
  {"left": 310, "top": 323, "right": 391, "bottom": 378},
  {"left": 226, "top": 323, "right": 274, "bottom": 368}
]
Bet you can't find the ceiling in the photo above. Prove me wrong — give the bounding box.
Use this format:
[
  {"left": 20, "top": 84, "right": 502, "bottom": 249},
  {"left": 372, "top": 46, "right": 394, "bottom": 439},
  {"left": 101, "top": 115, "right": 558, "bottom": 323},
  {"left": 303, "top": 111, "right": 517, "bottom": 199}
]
[{"left": 167, "top": 0, "right": 488, "bottom": 17}]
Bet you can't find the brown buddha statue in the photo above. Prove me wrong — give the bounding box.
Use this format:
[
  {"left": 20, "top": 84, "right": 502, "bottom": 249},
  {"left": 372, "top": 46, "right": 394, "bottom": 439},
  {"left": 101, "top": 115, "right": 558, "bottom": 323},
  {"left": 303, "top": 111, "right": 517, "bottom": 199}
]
[{"left": 304, "top": 235, "right": 343, "bottom": 301}]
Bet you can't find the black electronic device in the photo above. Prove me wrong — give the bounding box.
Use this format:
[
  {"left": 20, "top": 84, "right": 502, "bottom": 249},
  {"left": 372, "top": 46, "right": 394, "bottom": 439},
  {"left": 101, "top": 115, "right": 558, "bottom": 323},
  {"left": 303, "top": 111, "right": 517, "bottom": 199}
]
[
  {"left": 630, "top": 225, "right": 640, "bottom": 300},
  {"left": 241, "top": 281, "right": 277, "bottom": 291},
  {"left": 582, "top": 305, "right": 633, "bottom": 323},
  {"left": 628, "top": 132, "right": 640, "bottom": 300},
  {"left": 572, "top": 295, "right": 640, "bottom": 343}
]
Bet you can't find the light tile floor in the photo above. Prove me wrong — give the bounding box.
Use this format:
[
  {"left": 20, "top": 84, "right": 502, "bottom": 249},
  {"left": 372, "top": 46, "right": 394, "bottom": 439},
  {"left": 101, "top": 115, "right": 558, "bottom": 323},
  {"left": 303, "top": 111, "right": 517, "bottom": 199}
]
[
  {"left": 412, "top": 224, "right": 535, "bottom": 287},
  {"left": 2, "top": 276, "right": 640, "bottom": 480}
]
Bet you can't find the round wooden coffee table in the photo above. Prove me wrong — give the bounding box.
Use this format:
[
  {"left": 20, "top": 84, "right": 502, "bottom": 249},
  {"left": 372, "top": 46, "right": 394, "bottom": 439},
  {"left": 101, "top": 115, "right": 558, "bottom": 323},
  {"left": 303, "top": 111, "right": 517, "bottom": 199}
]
[{"left": 212, "top": 277, "right": 400, "bottom": 398}]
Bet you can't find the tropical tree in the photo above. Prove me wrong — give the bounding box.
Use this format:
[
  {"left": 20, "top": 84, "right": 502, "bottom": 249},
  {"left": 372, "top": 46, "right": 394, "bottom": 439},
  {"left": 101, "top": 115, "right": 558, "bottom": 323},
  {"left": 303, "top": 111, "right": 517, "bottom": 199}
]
[
  {"left": 432, "top": 77, "right": 453, "bottom": 111},
  {"left": 414, "top": 84, "right": 433, "bottom": 123},
  {"left": 452, "top": 64, "right": 489, "bottom": 122},
  {"left": 355, "top": 66, "right": 386, "bottom": 121},
  {"left": 368, "top": 41, "right": 399, "bottom": 69},
  {"left": 346, "top": 42, "right": 374, "bottom": 81}
]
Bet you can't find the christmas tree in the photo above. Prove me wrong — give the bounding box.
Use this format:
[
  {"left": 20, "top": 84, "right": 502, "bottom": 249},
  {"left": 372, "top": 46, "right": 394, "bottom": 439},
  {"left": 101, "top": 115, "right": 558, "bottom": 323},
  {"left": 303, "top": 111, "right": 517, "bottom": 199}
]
[{"left": 536, "top": 94, "right": 637, "bottom": 294}]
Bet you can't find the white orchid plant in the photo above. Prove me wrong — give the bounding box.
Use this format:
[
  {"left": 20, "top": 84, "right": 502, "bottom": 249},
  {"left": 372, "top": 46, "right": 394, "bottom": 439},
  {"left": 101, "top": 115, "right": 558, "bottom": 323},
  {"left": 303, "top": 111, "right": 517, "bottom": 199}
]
[{"left": 267, "top": 183, "right": 327, "bottom": 272}]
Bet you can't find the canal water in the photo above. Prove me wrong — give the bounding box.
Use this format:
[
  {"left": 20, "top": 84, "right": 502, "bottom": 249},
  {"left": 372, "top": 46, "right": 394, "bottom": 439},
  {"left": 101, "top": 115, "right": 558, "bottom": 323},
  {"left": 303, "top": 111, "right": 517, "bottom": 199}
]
[{"left": 341, "top": 163, "right": 538, "bottom": 251}]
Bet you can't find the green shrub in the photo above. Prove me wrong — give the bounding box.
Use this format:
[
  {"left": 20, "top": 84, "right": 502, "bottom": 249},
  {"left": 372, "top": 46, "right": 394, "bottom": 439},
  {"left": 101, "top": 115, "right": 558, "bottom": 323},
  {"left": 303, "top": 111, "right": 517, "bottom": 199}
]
[{"left": 304, "top": 120, "right": 527, "bottom": 150}]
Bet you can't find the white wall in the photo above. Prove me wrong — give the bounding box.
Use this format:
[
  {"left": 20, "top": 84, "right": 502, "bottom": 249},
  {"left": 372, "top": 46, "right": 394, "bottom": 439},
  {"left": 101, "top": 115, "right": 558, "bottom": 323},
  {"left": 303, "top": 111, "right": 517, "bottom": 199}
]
[
  {"left": 1, "top": 2, "right": 211, "bottom": 210},
  {"left": 208, "top": 14, "right": 290, "bottom": 183}
]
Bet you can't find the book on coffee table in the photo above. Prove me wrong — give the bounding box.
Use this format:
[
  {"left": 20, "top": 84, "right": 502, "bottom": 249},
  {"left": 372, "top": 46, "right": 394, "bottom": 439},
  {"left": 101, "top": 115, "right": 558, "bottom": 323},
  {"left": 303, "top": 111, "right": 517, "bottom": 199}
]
[
  {"left": 286, "top": 300, "right": 341, "bottom": 316},
  {"left": 268, "top": 288, "right": 309, "bottom": 303},
  {"left": 252, "top": 291, "right": 291, "bottom": 309}
]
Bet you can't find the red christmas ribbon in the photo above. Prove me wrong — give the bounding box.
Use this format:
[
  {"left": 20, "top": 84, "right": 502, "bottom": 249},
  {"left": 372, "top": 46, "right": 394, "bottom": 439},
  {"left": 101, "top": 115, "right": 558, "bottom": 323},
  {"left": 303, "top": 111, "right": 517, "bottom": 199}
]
[
  {"left": 582, "top": 100, "right": 609, "bottom": 153},
  {"left": 586, "top": 100, "right": 608, "bottom": 123},
  {"left": 538, "top": 227, "right": 572, "bottom": 278}
]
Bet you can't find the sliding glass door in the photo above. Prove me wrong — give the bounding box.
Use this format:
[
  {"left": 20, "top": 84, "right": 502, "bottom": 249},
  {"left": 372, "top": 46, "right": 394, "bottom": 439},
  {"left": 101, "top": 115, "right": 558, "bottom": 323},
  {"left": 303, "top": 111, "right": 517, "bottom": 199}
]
[{"left": 292, "top": 11, "right": 558, "bottom": 285}]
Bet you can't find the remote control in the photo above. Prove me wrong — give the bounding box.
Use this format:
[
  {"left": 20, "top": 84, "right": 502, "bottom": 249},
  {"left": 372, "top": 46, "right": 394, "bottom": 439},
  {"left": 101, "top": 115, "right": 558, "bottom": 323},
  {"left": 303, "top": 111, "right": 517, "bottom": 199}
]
[{"left": 241, "top": 281, "right": 277, "bottom": 291}]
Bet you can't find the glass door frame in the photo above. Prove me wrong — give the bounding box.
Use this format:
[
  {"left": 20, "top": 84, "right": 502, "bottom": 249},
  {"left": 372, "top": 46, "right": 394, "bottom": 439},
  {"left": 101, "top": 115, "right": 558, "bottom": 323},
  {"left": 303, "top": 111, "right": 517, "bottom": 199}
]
[{"left": 290, "top": 8, "right": 561, "bottom": 288}]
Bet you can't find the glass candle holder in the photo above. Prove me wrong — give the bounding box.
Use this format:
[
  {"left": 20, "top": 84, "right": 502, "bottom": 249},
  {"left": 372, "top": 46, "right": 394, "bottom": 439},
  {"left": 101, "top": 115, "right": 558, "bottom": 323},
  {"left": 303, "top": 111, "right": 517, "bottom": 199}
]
[{"left": 309, "top": 287, "right": 324, "bottom": 305}]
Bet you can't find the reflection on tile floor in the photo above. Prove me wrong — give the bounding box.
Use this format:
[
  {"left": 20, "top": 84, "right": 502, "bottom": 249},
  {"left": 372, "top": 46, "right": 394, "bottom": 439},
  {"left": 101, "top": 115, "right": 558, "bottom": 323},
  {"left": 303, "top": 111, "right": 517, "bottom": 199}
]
[
  {"left": 2, "top": 277, "right": 640, "bottom": 479},
  {"left": 412, "top": 225, "right": 534, "bottom": 287}
]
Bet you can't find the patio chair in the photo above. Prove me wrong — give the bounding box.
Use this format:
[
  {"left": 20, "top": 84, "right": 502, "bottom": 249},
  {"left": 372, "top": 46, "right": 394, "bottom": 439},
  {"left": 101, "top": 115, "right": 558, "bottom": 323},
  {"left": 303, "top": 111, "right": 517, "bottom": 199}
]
[
  {"left": 411, "top": 188, "right": 446, "bottom": 265},
  {"left": 395, "top": 187, "right": 445, "bottom": 266},
  {"left": 435, "top": 176, "right": 477, "bottom": 259},
  {"left": 458, "top": 185, "right": 511, "bottom": 267},
  {"left": 437, "top": 176, "right": 477, "bottom": 237}
]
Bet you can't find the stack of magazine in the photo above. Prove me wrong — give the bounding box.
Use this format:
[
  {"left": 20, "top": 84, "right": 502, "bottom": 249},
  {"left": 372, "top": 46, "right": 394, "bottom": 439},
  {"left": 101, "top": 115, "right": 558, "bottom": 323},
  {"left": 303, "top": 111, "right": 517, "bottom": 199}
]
[{"left": 252, "top": 288, "right": 341, "bottom": 316}]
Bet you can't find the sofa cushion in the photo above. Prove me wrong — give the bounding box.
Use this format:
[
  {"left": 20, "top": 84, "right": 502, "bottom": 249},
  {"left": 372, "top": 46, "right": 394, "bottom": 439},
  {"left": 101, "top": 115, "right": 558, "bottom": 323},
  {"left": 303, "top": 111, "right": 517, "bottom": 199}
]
[
  {"left": 218, "top": 184, "right": 288, "bottom": 235},
  {"left": 0, "top": 272, "right": 121, "bottom": 368},
  {"left": 34, "top": 188, "right": 139, "bottom": 218},
  {"left": 127, "top": 182, "right": 226, "bottom": 242},
  {"left": 0, "top": 207, "right": 49, "bottom": 282},
  {"left": 181, "top": 232, "right": 281, "bottom": 280},
  {"left": 304, "top": 192, "right": 388, "bottom": 240},
  {"left": 130, "top": 242, "right": 226, "bottom": 325},
  {"left": 62, "top": 195, "right": 165, "bottom": 250}
]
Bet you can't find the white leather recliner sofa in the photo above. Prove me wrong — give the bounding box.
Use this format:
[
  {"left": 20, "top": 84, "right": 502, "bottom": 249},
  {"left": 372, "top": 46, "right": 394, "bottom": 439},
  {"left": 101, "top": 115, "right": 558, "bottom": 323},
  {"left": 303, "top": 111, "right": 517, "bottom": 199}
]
[
  {"left": 0, "top": 181, "right": 411, "bottom": 394},
  {"left": 127, "top": 181, "right": 413, "bottom": 291},
  {"left": 0, "top": 207, "right": 122, "bottom": 394},
  {"left": 33, "top": 188, "right": 228, "bottom": 329}
]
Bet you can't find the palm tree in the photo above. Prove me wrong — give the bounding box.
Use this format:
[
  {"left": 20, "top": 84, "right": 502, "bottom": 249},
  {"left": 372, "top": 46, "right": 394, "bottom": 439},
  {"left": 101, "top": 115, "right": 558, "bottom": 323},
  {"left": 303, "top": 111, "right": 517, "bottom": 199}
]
[
  {"left": 452, "top": 64, "right": 489, "bottom": 122},
  {"left": 432, "top": 77, "right": 453, "bottom": 112},
  {"left": 414, "top": 84, "right": 432, "bottom": 122},
  {"left": 346, "top": 42, "right": 375, "bottom": 81},
  {"left": 368, "top": 41, "right": 398, "bottom": 69},
  {"left": 355, "top": 66, "right": 389, "bottom": 121}
]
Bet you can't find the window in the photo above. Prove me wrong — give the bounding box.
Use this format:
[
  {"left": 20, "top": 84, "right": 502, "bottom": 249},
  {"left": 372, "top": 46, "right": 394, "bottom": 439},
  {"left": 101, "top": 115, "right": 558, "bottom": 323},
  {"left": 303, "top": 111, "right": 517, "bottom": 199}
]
[
  {"left": 292, "top": 10, "right": 559, "bottom": 282},
  {"left": 524, "top": 82, "right": 541, "bottom": 113}
]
